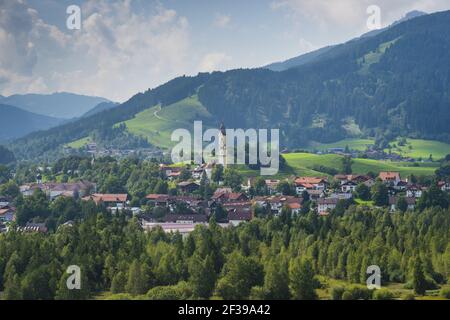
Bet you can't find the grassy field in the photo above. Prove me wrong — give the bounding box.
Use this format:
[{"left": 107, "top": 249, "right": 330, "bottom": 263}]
[
  {"left": 308, "top": 138, "right": 375, "bottom": 152},
  {"left": 281, "top": 153, "right": 437, "bottom": 177},
  {"left": 121, "top": 95, "right": 212, "bottom": 149},
  {"left": 386, "top": 138, "right": 450, "bottom": 160},
  {"left": 308, "top": 137, "right": 450, "bottom": 160}
]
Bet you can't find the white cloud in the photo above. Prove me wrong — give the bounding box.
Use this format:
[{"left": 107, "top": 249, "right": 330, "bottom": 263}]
[
  {"left": 214, "top": 14, "right": 231, "bottom": 28},
  {"left": 0, "top": 0, "right": 193, "bottom": 101},
  {"left": 199, "top": 53, "right": 232, "bottom": 72}
]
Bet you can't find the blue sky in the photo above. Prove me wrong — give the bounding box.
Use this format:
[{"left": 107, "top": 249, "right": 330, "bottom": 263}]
[{"left": 1, "top": 0, "right": 450, "bottom": 101}]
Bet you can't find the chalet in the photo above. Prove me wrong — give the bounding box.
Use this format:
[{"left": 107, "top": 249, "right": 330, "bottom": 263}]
[
  {"left": 211, "top": 190, "right": 248, "bottom": 203},
  {"left": 0, "top": 206, "right": 15, "bottom": 222},
  {"left": 405, "top": 185, "right": 425, "bottom": 198},
  {"left": 317, "top": 198, "right": 339, "bottom": 214},
  {"left": 258, "top": 196, "right": 302, "bottom": 216},
  {"left": 177, "top": 181, "right": 200, "bottom": 194},
  {"left": 341, "top": 181, "right": 357, "bottom": 193},
  {"left": 159, "top": 165, "right": 183, "bottom": 178},
  {"left": 146, "top": 194, "right": 171, "bottom": 207},
  {"left": 192, "top": 166, "right": 205, "bottom": 180},
  {"left": 265, "top": 179, "right": 280, "bottom": 194},
  {"left": 389, "top": 196, "right": 416, "bottom": 212},
  {"left": 334, "top": 175, "right": 369, "bottom": 185},
  {"left": 438, "top": 181, "right": 450, "bottom": 192},
  {"left": 227, "top": 209, "right": 253, "bottom": 226},
  {"left": 306, "top": 189, "right": 326, "bottom": 201},
  {"left": 82, "top": 193, "right": 128, "bottom": 209},
  {"left": 294, "top": 177, "right": 328, "bottom": 195},
  {"left": 379, "top": 172, "right": 401, "bottom": 186}
]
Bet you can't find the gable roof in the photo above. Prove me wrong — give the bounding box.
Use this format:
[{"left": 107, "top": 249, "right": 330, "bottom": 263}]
[{"left": 379, "top": 172, "right": 401, "bottom": 181}]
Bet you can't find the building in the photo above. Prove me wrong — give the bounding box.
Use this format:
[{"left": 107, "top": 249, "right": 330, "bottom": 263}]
[
  {"left": 82, "top": 193, "right": 128, "bottom": 209},
  {"left": 438, "top": 181, "right": 450, "bottom": 192},
  {"left": 177, "top": 181, "right": 200, "bottom": 194},
  {"left": 405, "top": 185, "right": 425, "bottom": 198},
  {"left": 379, "top": 172, "right": 401, "bottom": 186},
  {"left": 17, "top": 222, "right": 48, "bottom": 233},
  {"left": 389, "top": 196, "right": 416, "bottom": 212},
  {"left": 265, "top": 179, "right": 280, "bottom": 194},
  {"left": 341, "top": 181, "right": 357, "bottom": 193},
  {"left": 217, "top": 123, "right": 227, "bottom": 167},
  {"left": 145, "top": 194, "right": 171, "bottom": 207},
  {"left": 317, "top": 198, "right": 339, "bottom": 215},
  {"left": 0, "top": 206, "right": 15, "bottom": 222},
  {"left": 294, "top": 177, "right": 328, "bottom": 195},
  {"left": 227, "top": 209, "right": 253, "bottom": 226},
  {"left": 20, "top": 181, "right": 95, "bottom": 200},
  {"left": 163, "top": 214, "right": 208, "bottom": 224}
]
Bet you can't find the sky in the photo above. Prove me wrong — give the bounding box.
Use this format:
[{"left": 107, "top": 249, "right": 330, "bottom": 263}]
[{"left": 1, "top": 0, "right": 450, "bottom": 102}]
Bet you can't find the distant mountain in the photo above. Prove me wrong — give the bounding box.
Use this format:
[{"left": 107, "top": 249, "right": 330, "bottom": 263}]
[
  {"left": 266, "top": 10, "right": 427, "bottom": 72},
  {"left": 9, "top": 10, "right": 450, "bottom": 161},
  {"left": 82, "top": 101, "right": 119, "bottom": 118},
  {"left": 0, "top": 104, "right": 63, "bottom": 142},
  {"left": 0, "top": 92, "right": 110, "bottom": 119}
]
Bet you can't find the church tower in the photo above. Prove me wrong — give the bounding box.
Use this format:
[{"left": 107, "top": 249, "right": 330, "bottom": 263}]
[{"left": 217, "top": 123, "right": 227, "bottom": 167}]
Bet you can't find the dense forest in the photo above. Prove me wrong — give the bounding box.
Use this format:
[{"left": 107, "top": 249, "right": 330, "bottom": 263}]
[
  {"left": 0, "top": 206, "right": 449, "bottom": 300},
  {"left": 9, "top": 11, "right": 450, "bottom": 161}
]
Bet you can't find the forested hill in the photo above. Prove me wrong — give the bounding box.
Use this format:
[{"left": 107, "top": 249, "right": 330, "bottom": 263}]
[{"left": 10, "top": 10, "right": 450, "bottom": 160}]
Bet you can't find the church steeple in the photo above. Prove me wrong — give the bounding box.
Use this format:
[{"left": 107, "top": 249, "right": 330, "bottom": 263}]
[{"left": 219, "top": 122, "right": 226, "bottom": 136}]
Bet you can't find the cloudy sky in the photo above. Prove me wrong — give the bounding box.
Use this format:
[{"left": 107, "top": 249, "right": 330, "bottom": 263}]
[{"left": 1, "top": 0, "right": 450, "bottom": 102}]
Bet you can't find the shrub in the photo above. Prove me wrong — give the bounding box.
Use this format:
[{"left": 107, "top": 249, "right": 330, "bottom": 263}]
[
  {"left": 403, "top": 293, "right": 415, "bottom": 300},
  {"left": 330, "top": 286, "right": 345, "bottom": 300},
  {"left": 343, "top": 285, "right": 373, "bottom": 300},
  {"left": 440, "top": 288, "right": 450, "bottom": 299},
  {"left": 373, "top": 289, "right": 395, "bottom": 300}
]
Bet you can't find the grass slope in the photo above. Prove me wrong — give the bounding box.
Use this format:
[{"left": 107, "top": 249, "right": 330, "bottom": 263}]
[
  {"left": 282, "top": 153, "right": 437, "bottom": 177},
  {"left": 121, "top": 95, "right": 212, "bottom": 149},
  {"left": 66, "top": 136, "right": 92, "bottom": 149}
]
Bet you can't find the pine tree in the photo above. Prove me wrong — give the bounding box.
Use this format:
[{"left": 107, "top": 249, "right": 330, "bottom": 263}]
[
  {"left": 412, "top": 258, "right": 427, "bottom": 295},
  {"left": 188, "top": 254, "right": 216, "bottom": 299},
  {"left": 289, "top": 258, "right": 317, "bottom": 300}
]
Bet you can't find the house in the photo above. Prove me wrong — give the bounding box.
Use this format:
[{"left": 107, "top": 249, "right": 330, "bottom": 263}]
[
  {"left": 163, "top": 214, "right": 208, "bottom": 224},
  {"left": 405, "top": 185, "right": 425, "bottom": 198},
  {"left": 260, "top": 196, "right": 302, "bottom": 216},
  {"left": 17, "top": 222, "right": 48, "bottom": 233},
  {"left": 329, "top": 192, "right": 353, "bottom": 200},
  {"left": 288, "top": 202, "right": 301, "bottom": 215},
  {"left": 341, "top": 181, "right": 358, "bottom": 193},
  {"left": 160, "top": 165, "right": 183, "bottom": 178},
  {"left": 265, "top": 179, "right": 280, "bottom": 194},
  {"left": 211, "top": 190, "right": 248, "bottom": 203},
  {"left": 317, "top": 198, "right": 339, "bottom": 214},
  {"left": 146, "top": 194, "right": 171, "bottom": 207},
  {"left": 20, "top": 181, "right": 95, "bottom": 200},
  {"left": 438, "top": 181, "right": 450, "bottom": 192},
  {"left": 82, "top": 193, "right": 128, "bottom": 209},
  {"left": 334, "top": 175, "right": 369, "bottom": 185},
  {"left": 0, "top": 196, "right": 10, "bottom": 207},
  {"left": 294, "top": 177, "right": 328, "bottom": 195},
  {"left": 192, "top": 166, "right": 205, "bottom": 180},
  {"left": 0, "top": 206, "right": 15, "bottom": 222},
  {"left": 177, "top": 181, "right": 200, "bottom": 194},
  {"left": 227, "top": 209, "right": 253, "bottom": 226},
  {"left": 379, "top": 172, "right": 401, "bottom": 186},
  {"left": 389, "top": 196, "right": 416, "bottom": 212}
]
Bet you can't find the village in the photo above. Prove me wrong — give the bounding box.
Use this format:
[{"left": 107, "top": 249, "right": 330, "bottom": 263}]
[{"left": 2, "top": 160, "right": 449, "bottom": 236}]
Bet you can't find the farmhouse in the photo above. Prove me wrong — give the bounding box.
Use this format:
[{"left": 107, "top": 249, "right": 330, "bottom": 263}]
[
  {"left": 379, "top": 172, "right": 401, "bottom": 186},
  {"left": 389, "top": 196, "right": 416, "bottom": 212},
  {"left": 82, "top": 193, "right": 128, "bottom": 209},
  {"left": 177, "top": 181, "right": 200, "bottom": 194},
  {"left": 317, "top": 198, "right": 339, "bottom": 214},
  {"left": 294, "top": 177, "right": 328, "bottom": 195}
]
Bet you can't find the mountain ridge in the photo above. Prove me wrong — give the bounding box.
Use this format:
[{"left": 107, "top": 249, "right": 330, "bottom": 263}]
[{"left": 0, "top": 92, "right": 110, "bottom": 119}]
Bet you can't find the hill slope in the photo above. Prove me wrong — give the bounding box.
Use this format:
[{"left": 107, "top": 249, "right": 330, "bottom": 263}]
[
  {"left": 0, "top": 92, "right": 110, "bottom": 119},
  {"left": 0, "top": 104, "right": 63, "bottom": 142}
]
